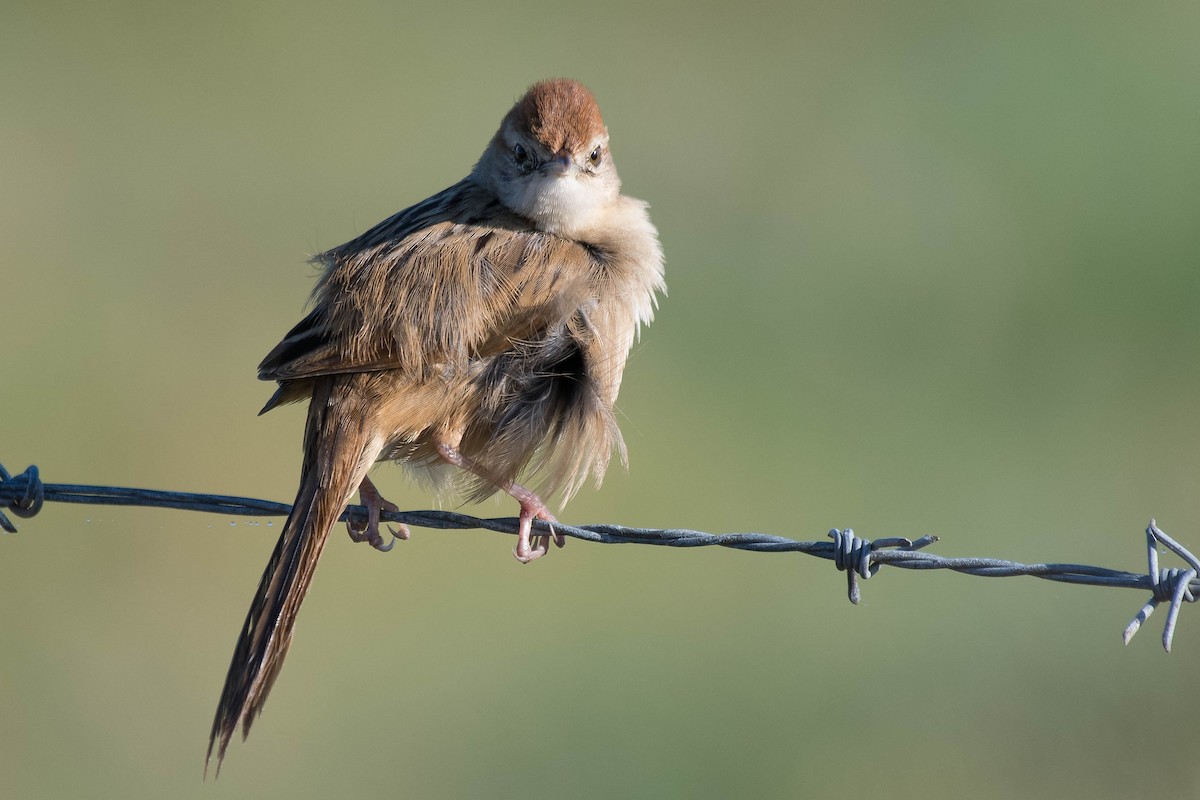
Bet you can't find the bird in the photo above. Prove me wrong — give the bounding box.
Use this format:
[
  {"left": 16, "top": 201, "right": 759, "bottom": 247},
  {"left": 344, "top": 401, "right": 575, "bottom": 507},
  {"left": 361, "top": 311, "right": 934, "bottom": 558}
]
[{"left": 206, "top": 78, "right": 665, "bottom": 773}]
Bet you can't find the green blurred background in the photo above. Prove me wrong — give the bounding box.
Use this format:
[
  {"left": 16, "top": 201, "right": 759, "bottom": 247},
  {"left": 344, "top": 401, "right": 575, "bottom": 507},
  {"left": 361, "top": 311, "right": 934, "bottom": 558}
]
[{"left": 3, "top": 1, "right": 1200, "bottom": 797}]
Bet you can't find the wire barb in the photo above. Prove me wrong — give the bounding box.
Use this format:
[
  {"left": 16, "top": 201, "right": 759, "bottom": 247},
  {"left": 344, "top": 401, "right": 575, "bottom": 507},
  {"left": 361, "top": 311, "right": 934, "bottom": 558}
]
[
  {"left": 0, "top": 464, "right": 44, "bottom": 533},
  {"left": 2, "top": 461, "right": 1198, "bottom": 651},
  {"left": 1122, "top": 520, "right": 1199, "bottom": 652},
  {"left": 826, "top": 529, "right": 940, "bottom": 604}
]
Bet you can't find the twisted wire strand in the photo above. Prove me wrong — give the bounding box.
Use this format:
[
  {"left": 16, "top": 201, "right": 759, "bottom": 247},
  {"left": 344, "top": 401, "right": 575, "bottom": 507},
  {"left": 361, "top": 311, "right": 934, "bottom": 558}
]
[{"left": 2, "top": 462, "right": 1196, "bottom": 650}]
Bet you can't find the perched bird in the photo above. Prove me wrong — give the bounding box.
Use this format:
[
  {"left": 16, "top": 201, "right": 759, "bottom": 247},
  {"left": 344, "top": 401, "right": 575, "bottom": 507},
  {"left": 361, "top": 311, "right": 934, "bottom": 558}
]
[{"left": 207, "top": 78, "right": 665, "bottom": 772}]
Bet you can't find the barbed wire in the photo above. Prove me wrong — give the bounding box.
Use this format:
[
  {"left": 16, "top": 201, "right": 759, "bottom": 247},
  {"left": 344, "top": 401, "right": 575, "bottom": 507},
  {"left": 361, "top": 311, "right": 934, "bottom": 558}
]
[{"left": 2, "top": 461, "right": 1196, "bottom": 651}]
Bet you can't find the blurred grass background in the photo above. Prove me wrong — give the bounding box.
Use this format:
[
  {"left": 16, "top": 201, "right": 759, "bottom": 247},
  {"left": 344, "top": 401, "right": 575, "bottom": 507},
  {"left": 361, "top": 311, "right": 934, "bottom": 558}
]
[{"left": 3, "top": 0, "right": 1200, "bottom": 797}]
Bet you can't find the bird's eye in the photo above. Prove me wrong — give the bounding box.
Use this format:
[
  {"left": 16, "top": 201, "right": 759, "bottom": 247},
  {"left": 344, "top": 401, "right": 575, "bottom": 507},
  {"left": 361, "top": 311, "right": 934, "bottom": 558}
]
[
  {"left": 513, "top": 143, "right": 529, "bottom": 165},
  {"left": 588, "top": 146, "right": 602, "bottom": 166}
]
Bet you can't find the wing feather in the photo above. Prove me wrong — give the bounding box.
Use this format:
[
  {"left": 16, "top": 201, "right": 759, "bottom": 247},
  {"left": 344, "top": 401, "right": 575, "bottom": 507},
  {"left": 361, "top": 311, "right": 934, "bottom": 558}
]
[{"left": 259, "top": 178, "right": 599, "bottom": 383}]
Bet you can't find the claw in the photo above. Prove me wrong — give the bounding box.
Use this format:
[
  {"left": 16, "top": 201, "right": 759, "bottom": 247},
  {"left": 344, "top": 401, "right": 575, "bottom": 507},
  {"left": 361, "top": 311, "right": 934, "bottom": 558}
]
[
  {"left": 347, "top": 475, "right": 409, "bottom": 552},
  {"left": 432, "top": 440, "right": 560, "bottom": 564},
  {"left": 514, "top": 504, "right": 557, "bottom": 564}
]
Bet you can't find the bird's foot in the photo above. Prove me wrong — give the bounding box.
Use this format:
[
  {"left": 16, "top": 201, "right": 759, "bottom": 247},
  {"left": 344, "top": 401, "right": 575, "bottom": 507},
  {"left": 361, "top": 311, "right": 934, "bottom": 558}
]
[
  {"left": 513, "top": 496, "right": 561, "bottom": 564},
  {"left": 431, "top": 440, "right": 561, "bottom": 563},
  {"left": 347, "top": 475, "right": 409, "bottom": 552}
]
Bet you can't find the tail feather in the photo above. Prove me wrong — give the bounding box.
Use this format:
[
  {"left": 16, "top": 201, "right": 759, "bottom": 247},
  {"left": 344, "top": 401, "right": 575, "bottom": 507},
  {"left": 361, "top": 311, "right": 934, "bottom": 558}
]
[{"left": 207, "top": 378, "right": 379, "bottom": 775}]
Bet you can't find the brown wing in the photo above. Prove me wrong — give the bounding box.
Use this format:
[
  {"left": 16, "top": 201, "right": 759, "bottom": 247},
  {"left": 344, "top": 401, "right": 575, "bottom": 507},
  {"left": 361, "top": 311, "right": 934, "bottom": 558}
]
[{"left": 259, "top": 178, "right": 599, "bottom": 384}]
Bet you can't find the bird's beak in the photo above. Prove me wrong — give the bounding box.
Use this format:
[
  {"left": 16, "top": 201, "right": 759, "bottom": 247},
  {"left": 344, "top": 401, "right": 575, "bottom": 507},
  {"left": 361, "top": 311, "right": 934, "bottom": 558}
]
[{"left": 542, "top": 151, "right": 573, "bottom": 177}]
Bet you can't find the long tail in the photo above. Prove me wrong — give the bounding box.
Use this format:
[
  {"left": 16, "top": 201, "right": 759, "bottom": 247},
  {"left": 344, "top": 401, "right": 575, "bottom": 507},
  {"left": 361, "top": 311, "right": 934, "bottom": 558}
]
[{"left": 207, "top": 377, "right": 380, "bottom": 775}]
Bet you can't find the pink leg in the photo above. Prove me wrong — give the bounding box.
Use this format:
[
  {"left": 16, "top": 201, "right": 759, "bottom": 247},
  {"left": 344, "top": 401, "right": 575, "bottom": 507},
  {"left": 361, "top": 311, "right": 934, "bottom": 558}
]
[
  {"left": 434, "top": 442, "right": 561, "bottom": 564},
  {"left": 346, "top": 474, "right": 410, "bottom": 552}
]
